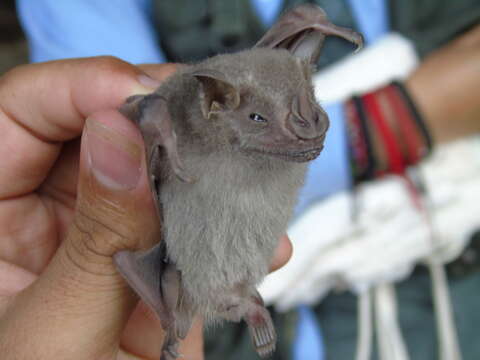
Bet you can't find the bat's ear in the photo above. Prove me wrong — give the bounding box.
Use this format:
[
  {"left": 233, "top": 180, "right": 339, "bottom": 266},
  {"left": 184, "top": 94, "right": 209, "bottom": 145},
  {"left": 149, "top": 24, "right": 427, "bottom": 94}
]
[
  {"left": 191, "top": 69, "right": 240, "bottom": 119},
  {"left": 254, "top": 4, "right": 363, "bottom": 64}
]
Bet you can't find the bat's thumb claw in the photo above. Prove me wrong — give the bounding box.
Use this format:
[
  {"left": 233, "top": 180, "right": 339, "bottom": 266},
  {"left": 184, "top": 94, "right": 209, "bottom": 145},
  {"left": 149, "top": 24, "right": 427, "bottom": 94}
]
[
  {"left": 353, "top": 33, "right": 364, "bottom": 53},
  {"left": 174, "top": 167, "right": 196, "bottom": 183},
  {"left": 118, "top": 95, "right": 145, "bottom": 123},
  {"left": 160, "top": 348, "right": 182, "bottom": 360}
]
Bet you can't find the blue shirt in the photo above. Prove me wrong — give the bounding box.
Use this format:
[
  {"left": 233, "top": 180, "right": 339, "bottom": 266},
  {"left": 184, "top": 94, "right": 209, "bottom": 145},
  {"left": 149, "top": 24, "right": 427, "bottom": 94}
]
[{"left": 17, "top": 1, "right": 389, "bottom": 358}]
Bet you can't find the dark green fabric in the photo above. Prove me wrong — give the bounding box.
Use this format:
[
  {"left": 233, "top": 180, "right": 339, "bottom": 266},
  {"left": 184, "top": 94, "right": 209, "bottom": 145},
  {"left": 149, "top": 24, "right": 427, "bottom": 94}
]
[
  {"left": 315, "top": 269, "right": 437, "bottom": 360},
  {"left": 315, "top": 264, "right": 480, "bottom": 360},
  {"left": 389, "top": 0, "right": 480, "bottom": 57},
  {"left": 152, "top": 0, "right": 359, "bottom": 69},
  {"left": 152, "top": 0, "right": 265, "bottom": 62},
  {"left": 152, "top": 0, "right": 480, "bottom": 63}
]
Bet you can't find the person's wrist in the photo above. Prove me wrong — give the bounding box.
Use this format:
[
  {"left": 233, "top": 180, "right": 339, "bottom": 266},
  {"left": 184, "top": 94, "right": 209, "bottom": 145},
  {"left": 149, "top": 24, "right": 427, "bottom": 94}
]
[{"left": 345, "top": 81, "right": 433, "bottom": 184}]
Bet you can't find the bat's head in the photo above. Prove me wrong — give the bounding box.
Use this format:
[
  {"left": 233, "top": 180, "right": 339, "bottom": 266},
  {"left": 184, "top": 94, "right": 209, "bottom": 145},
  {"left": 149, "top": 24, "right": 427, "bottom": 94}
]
[
  {"left": 191, "top": 50, "right": 328, "bottom": 162},
  {"left": 190, "top": 4, "right": 362, "bottom": 162}
]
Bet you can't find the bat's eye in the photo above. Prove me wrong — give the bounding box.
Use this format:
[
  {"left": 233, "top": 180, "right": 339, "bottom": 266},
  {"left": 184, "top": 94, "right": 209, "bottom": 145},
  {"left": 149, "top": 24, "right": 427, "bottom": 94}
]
[{"left": 249, "top": 113, "right": 267, "bottom": 123}]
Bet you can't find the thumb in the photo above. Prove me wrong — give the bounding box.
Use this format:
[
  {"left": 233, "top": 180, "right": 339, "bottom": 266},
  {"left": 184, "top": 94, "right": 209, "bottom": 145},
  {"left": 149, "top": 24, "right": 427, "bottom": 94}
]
[{"left": 7, "top": 111, "right": 160, "bottom": 359}]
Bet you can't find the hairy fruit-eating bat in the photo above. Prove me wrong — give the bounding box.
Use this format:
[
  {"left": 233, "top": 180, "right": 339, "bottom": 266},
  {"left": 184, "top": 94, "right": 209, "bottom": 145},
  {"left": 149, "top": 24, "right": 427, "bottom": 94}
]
[{"left": 114, "top": 5, "right": 362, "bottom": 359}]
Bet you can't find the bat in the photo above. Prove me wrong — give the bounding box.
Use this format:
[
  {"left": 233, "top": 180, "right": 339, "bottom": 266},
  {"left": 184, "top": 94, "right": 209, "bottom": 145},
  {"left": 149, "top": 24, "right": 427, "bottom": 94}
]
[{"left": 114, "top": 5, "right": 362, "bottom": 359}]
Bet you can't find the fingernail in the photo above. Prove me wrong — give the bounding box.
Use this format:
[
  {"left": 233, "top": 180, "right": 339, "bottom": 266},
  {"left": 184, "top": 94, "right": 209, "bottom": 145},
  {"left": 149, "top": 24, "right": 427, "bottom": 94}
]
[
  {"left": 86, "top": 118, "right": 142, "bottom": 190},
  {"left": 132, "top": 74, "right": 161, "bottom": 95}
]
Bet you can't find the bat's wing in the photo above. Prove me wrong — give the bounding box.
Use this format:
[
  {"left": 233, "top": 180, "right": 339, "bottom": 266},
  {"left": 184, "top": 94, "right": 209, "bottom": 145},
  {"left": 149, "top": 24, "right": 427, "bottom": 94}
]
[
  {"left": 116, "top": 95, "right": 195, "bottom": 358},
  {"left": 121, "top": 94, "right": 193, "bottom": 184},
  {"left": 114, "top": 244, "right": 172, "bottom": 324},
  {"left": 254, "top": 4, "right": 363, "bottom": 64},
  {"left": 119, "top": 94, "right": 193, "bottom": 233},
  {"left": 114, "top": 246, "right": 194, "bottom": 359}
]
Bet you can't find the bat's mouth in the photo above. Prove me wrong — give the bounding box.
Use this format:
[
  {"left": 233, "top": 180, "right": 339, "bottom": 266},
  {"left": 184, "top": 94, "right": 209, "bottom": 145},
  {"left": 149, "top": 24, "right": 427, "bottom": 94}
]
[{"left": 249, "top": 146, "right": 324, "bottom": 162}]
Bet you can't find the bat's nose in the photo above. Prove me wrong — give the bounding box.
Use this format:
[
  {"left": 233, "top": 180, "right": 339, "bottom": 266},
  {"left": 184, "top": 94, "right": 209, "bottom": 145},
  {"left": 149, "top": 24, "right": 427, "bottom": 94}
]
[
  {"left": 288, "top": 113, "right": 326, "bottom": 139},
  {"left": 289, "top": 93, "right": 329, "bottom": 140},
  {"left": 290, "top": 110, "right": 329, "bottom": 139}
]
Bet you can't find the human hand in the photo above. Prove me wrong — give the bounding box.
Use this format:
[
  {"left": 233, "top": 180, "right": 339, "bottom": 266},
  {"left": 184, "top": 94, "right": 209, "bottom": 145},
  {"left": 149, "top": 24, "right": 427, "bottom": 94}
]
[
  {"left": 0, "top": 57, "right": 293, "bottom": 359},
  {"left": 405, "top": 24, "right": 480, "bottom": 144}
]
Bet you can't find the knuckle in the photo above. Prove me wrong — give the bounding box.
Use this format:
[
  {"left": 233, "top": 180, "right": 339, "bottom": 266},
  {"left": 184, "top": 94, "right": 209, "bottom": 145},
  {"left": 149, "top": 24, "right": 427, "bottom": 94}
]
[
  {"left": 81, "top": 56, "right": 141, "bottom": 104},
  {"left": 91, "top": 55, "right": 130, "bottom": 74},
  {"left": 90, "top": 55, "right": 138, "bottom": 77},
  {"left": 0, "top": 63, "right": 31, "bottom": 91},
  {"left": 63, "top": 209, "right": 143, "bottom": 276},
  {"left": 75, "top": 208, "right": 139, "bottom": 256}
]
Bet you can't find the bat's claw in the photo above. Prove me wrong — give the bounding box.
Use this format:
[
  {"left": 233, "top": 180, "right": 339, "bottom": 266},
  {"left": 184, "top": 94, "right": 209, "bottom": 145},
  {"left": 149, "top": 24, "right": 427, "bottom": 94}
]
[
  {"left": 119, "top": 95, "right": 145, "bottom": 124},
  {"left": 251, "top": 324, "right": 276, "bottom": 358},
  {"left": 160, "top": 347, "right": 182, "bottom": 360},
  {"left": 172, "top": 165, "right": 196, "bottom": 184},
  {"left": 352, "top": 32, "right": 364, "bottom": 53},
  {"left": 246, "top": 308, "right": 277, "bottom": 358},
  {"left": 160, "top": 330, "right": 182, "bottom": 360}
]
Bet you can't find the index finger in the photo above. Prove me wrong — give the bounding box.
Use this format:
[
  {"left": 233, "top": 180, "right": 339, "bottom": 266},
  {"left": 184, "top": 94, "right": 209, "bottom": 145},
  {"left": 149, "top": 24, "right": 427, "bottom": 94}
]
[{"left": 0, "top": 57, "right": 168, "bottom": 199}]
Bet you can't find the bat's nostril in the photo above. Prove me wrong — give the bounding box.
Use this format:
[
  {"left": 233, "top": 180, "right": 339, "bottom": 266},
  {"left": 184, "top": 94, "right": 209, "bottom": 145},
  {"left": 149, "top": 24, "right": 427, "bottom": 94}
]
[
  {"left": 314, "top": 111, "right": 329, "bottom": 133},
  {"left": 294, "top": 117, "right": 310, "bottom": 128},
  {"left": 287, "top": 111, "right": 329, "bottom": 140}
]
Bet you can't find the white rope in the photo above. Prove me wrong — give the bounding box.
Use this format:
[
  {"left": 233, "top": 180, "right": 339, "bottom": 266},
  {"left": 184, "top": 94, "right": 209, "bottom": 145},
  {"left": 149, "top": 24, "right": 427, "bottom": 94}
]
[
  {"left": 426, "top": 258, "right": 462, "bottom": 360},
  {"left": 416, "top": 162, "right": 463, "bottom": 360},
  {"left": 356, "top": 290, "right": 373, "bottom": 360},
  {"left": 374, "top": 283, "right": 410, "bottom": 360}
]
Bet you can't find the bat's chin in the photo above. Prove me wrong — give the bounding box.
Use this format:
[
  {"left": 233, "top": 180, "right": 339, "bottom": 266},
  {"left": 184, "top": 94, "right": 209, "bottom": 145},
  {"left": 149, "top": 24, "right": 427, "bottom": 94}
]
[{"left": 247, "top": 146, "right": 324, "bottom": 162}]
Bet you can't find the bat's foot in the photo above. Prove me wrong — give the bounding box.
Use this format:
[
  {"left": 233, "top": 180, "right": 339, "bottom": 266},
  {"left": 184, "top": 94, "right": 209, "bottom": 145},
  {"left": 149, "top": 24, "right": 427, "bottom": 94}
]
[
  {"left": 160, "top": 342, "right": 181, "bottom": 360},
  {"left": 245, "top": 307, "right": 277, "bottom": 358},
  {"left": 160, "top": 349, "right": 181, "bottom": 360},
  {"left": 217, "top": 287, "right": 277, "bottom": 357}
]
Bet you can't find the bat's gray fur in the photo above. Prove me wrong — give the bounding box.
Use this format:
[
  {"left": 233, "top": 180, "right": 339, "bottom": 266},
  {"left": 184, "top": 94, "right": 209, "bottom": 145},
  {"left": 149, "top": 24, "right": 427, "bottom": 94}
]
[
  {"left": 114, "top": 5, "right": 363, "bottom": 359},
  {"left": 162, "top": 50, "right": 309, "bottom": 312}
]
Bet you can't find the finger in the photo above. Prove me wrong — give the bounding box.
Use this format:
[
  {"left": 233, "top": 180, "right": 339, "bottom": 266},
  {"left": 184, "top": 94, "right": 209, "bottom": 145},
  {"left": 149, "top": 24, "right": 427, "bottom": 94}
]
[
  {"left": 0, "top": 260, "right": 37, "bottom": 297},
  {"left": 37, "top": 64, "right": 180, "bottom": 208},
  {"left": 0, "top": 260, "right": 37, "bottom": 316},
  {"left": 0, "top": 111, "right": 160, "bottom": 358},
  {"left": 139, "top": 62, "right": 179, "bottom": 81},
  {"left": 37, "top": 139, "right": 80, "bottom": 240},
  {"left": 0, "top": 57, "right": 163, "bottom": 200},
  {"left": 270, "top": 235, "right": 293, "bottom": 272}
]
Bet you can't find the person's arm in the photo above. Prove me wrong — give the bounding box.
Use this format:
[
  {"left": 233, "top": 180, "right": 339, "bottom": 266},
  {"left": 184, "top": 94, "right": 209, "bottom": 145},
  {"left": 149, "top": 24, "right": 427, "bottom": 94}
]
[
  {"left": 405, "top": 24, "right": 480, "bottom": 145},
  {"left": 350, "top": 24, "right": 480, "bottom": 179},
  {"left": 16, "top": 0, "right": 165, "bottom": 63}
]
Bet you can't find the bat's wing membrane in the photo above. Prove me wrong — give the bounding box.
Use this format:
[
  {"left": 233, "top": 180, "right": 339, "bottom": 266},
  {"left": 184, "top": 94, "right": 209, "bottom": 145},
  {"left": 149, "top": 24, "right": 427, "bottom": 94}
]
[
  {"left": 119, "top": 94, "right": 192, "bottom": 235},
  {"left": 114, "top": 244, "right": 172, "bottom": 324},
  {"left": 120, "top": 93, "right": 193, "bottom": 187},
  {"left": 114, "top": 246, "right": 193, "bottom": 359},
  {"left": 117, "top": 95, "right": 196, "bottom": 359}
]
